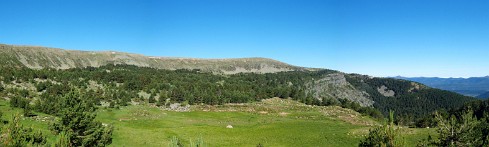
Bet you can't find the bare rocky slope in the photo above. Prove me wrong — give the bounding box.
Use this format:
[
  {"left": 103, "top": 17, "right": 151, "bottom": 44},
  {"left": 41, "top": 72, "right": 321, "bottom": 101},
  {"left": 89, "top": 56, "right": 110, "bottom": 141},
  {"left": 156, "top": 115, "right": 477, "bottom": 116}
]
[
  {"left": 305, "top": 73, "right": 373, "bottom": 107},
  {"left": 0, "top": 44, "right": 304, "bottom": 74}
]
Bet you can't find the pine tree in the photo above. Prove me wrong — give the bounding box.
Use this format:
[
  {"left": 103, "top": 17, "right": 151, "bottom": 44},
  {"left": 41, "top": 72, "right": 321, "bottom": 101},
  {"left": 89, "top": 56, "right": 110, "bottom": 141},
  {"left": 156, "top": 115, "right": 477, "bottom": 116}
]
[
  {"left": 149, "top": 92, "right": 156, "bottom": 103},
  {"left": 22, "top": 104, "right": 31, "bottom": 117},
  {"left": 3, "top": 114, "right": 24, "bottom": 146},
  {"left": 53, "top": 131, "right": 71, "bottom": 147},
  {"left": 51, "top": 91, "right": 113, "bottom": 146},
  {"left": 359, "top": 111, "right": 404, "bottom": 147},
  {"left": 157, "top": 90, "right": 168, "bottom": 106},
  {"left": 149, "top": 95, "right": 156, "bottom": 103},
  {"left": 432, "top": 110, "right": 482, "bottom": 146},
  {"left": 2, "top": 114, "right": 47, "bottom": 146}
]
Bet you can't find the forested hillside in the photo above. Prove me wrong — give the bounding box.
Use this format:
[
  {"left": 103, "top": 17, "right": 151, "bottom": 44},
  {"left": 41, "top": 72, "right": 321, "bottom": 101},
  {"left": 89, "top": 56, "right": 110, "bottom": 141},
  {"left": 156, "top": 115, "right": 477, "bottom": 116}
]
[
  {"left": 477, "top": 91, "right": 489, "bottom": 99},
  {"left": 347, "top": 74, "right": 475, "bottom": 124},
  {"left": 0, "top": 44, "right": 481, "bottom": 146},
  {"left": 0, "top": 44, "right": 476, "bottom": 125},
  {"left": 397, "top": 76, "right": 489, "bottom": 97},
  {"left": 0, "top": 64, "right": 474, "bottom": 122}
]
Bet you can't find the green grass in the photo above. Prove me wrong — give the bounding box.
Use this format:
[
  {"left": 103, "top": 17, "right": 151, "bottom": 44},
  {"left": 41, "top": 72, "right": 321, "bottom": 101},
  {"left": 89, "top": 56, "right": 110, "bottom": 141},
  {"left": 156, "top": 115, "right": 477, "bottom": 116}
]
[
  {"left": 403, "top": 127, "right": 437, "bottom": 145},
  {"left": 0, "top": 98, "right": 434, "bottom": 147},
  {"left": 98, "top": 107, "right": 363, "bottom": 146},
  {"left": 0, "top": 100, "right": 58, "bottom": 143}
]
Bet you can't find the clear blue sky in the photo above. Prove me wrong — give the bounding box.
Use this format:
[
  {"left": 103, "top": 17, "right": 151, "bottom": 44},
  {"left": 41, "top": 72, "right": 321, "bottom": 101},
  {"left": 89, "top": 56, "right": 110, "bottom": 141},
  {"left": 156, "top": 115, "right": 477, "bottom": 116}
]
[{"left": 1, "top": 0, "right": 488, "bottom": 78}]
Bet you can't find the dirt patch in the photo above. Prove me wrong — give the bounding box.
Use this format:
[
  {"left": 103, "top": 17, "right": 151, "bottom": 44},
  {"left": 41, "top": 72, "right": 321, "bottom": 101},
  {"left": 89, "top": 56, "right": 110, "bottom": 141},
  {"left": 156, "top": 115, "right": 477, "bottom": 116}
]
[{"left": 279, "top": 112, "right": 289, "bottom": 116}]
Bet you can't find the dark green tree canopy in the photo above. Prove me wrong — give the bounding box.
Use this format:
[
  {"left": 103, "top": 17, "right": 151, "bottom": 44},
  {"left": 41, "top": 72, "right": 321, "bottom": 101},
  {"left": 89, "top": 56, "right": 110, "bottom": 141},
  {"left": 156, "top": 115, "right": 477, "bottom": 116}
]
[{"left": 51, "top": 91, "right": 112, "bottom": 146}]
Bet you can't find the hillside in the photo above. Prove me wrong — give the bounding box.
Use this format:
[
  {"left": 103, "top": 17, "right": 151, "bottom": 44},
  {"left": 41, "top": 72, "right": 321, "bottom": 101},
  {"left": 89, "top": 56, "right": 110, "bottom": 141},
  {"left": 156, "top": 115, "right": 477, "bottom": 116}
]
[
  {"left": 347, "top": 74, "right": 475, "bottom": 119},
  {"left": 396, "top": 76, "right": 489, "bottom": 97},
  {"left": 0, "top": 62, "right": 475, "bottom": 120},
  {"left": 0, "top": 43, "right": 479, "bottom": 146},
  {"left": 0, "top": 44, "right": 304, "bottom": 74},
  {"left": 0, "top": 44, "right": 476, "bottom": 118},
  {"left": 478, "top": 91, "right": 489, "bottom": 99}
]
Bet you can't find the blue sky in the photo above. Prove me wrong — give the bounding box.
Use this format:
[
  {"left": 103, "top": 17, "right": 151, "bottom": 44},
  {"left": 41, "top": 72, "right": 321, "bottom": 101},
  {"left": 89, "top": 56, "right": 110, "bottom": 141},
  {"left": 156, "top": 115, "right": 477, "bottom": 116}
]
[{"left": 1, "top": 0, "right": 488, "bottom": 77}]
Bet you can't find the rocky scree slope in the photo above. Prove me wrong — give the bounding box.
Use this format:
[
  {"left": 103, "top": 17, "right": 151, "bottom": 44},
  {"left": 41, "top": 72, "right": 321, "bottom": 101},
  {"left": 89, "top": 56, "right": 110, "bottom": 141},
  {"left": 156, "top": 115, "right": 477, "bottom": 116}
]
[{"left": 0, "top": 44, "right": 304, "bottom": 74}]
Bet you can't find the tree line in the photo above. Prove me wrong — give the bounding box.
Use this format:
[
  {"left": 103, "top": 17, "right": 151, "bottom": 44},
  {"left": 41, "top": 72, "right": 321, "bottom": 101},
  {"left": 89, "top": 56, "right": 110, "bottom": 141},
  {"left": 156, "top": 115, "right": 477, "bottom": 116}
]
[
  {"left": 0, "top": 64, "right": 476, "bottom": 127},
  {"left": 360, "top": 98, "right": 489, "bottom": 147}
]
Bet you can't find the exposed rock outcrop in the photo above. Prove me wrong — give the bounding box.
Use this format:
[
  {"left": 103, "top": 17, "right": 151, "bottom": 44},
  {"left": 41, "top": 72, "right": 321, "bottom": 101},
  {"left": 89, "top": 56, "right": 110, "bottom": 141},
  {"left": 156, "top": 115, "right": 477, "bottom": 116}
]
[
  {"left": 306, "top": 73, "right": 373, "bottom": 107},
  {"left": 377, "top": 85, "right": 395, "bottom": 97}
]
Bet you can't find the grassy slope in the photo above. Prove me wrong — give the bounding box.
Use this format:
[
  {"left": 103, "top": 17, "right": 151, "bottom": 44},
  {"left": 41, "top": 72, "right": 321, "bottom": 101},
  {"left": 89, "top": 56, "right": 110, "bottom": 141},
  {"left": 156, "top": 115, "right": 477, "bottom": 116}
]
[
  {"left": 0, "top": 99, "right": 434, "bottom": 147},
  {"left": 100, "top": 109, "right": 362, "bottom": 146}
]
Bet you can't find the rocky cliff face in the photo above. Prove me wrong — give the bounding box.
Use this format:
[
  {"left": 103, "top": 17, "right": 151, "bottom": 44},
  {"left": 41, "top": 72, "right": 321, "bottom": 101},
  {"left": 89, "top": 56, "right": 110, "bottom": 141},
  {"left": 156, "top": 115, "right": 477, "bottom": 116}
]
[{"left": 306, "top": 73, "right": 373, "bottom": 107}]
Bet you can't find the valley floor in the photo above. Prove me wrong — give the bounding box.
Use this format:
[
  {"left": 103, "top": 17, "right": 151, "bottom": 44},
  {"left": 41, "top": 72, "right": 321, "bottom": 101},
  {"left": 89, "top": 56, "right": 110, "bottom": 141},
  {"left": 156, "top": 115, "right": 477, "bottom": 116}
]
[{"left": 0, "top": 98, "right": 434, "bottom": 146}]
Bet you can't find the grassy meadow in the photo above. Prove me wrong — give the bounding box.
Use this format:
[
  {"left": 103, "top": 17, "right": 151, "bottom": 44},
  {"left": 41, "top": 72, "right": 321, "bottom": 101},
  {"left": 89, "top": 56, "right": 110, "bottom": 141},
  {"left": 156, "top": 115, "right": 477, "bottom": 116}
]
[{"left": 0, "top": 98, "right": 434, "bottom": 146}]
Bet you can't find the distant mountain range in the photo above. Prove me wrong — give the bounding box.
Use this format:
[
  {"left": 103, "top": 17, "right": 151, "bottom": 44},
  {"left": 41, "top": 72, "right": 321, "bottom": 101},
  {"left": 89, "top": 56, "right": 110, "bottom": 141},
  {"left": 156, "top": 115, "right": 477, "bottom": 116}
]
[{"left": 394, "top": 76, "right": 489, "bottom": 99}]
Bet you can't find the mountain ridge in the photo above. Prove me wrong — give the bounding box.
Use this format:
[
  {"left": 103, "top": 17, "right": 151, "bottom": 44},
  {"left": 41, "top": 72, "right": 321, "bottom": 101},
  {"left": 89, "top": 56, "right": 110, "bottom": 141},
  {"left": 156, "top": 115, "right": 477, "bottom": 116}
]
[{"left": 0, "top": 44, "right": 306, "bottom": 74}]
